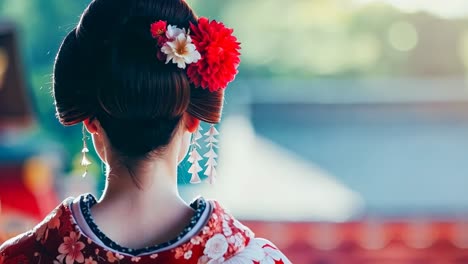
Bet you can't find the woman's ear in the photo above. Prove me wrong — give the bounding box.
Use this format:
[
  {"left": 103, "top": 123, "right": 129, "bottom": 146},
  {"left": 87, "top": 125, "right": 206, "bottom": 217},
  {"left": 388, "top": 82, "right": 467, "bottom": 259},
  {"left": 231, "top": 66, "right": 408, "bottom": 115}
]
[
  {"left": 83, "top": 118, "right": 100, "bottom": 134},
  {"left": 183, "top": 113, "right": 200, "bottom": 133}
]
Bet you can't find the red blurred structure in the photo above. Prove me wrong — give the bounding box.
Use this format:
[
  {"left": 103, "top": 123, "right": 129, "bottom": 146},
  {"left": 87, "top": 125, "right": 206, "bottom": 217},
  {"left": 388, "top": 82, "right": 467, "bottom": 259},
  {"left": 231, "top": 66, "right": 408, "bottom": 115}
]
[
  {"left": 1, "top": 164, "right": 45, "bottom": 220},
  {"left": 245, "top": 220, "right": 468, "bottom": 263},
  {"left": 0, "top": 164, "right": 57, "bottom": 220}
]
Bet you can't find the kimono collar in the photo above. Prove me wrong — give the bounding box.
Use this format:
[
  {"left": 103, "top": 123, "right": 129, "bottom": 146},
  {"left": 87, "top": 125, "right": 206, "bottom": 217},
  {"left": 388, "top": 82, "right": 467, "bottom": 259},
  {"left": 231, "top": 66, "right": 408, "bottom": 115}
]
[{"left": 26, "top": 197, "right": 255, "bottom": 262}]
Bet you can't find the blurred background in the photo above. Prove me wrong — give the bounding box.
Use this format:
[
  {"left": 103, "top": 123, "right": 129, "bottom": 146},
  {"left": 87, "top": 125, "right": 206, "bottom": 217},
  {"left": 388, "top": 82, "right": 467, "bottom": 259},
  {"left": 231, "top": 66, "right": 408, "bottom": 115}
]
[{"left": 1, "top": 0, "right": 468, "bottom": 262}]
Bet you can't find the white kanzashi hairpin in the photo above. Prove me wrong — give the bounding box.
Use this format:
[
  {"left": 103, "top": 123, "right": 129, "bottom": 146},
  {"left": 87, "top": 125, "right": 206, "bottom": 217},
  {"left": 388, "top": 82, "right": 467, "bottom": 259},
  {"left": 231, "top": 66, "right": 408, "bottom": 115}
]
[
  {"left": 203, "top": 125, "right": 219, "bottom": 184},
  {"left": 160, "top": 25, "right": 201, "bottom": 69},
  {"left": 188, "top": 126, "right": 203, "bottom": 184},
  {"left": 150, "top": 18, "right": 240, "bottom": 184}
]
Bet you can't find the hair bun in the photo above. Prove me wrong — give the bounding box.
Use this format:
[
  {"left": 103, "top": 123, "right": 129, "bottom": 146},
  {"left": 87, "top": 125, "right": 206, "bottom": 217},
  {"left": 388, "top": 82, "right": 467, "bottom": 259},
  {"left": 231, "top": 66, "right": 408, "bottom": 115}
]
[
  {"left": 53, "top": 0, "right": 226, "bottom": 158},
  {"left": 53, "top": 29, "right": 97, "bottom": 126}
]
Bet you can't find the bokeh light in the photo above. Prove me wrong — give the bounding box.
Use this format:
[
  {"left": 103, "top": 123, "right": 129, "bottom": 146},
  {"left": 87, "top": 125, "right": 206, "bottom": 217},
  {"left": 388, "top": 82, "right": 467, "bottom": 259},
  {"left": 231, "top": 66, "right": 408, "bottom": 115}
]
[{"left": 387, "top": 21, "right": 419, "bottom": 52}]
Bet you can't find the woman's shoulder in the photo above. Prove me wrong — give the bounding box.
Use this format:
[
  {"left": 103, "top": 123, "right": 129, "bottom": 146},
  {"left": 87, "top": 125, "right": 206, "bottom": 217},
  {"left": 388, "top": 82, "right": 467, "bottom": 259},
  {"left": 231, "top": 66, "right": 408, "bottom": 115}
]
[
  {"left": 174, "top": 198, "right": 292, "bottom": 264},
  {"left": 0, "top": 230, "right": 36, "bottom": 257},
  {"left": 0, "top": 197, "right": 75, "bottom": 260}
]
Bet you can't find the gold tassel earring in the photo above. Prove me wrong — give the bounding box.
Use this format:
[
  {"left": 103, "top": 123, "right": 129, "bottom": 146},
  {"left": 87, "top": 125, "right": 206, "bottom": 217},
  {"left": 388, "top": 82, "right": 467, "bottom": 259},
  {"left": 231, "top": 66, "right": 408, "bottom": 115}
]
[{"left": 80, "top": 124, "right": 92, "bottom": 177}]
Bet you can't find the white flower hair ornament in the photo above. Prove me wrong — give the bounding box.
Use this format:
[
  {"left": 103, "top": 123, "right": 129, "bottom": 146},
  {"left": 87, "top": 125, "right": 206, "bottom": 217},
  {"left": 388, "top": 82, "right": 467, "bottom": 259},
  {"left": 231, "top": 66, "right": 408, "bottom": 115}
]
[
  {"left": 150, "top": 18, "right": 241, "bottom": 184},
  {"left": 160, "top": 25, "right": 201, "bottom": 69}
]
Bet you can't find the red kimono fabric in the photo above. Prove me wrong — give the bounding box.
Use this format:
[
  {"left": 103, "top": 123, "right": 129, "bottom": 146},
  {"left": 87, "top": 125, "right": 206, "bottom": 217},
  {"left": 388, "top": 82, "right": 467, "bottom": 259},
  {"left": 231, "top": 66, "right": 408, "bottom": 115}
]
[{"left": 0, "top": 198, "right": 290, "bottom": 264}]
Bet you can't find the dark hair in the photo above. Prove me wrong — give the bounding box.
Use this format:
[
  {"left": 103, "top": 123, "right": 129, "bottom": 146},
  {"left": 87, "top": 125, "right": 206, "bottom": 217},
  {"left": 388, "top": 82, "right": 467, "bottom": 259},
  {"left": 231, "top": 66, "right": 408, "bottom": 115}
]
[{"left": 53, "top": 0, "right": 224, "bottom": 159}]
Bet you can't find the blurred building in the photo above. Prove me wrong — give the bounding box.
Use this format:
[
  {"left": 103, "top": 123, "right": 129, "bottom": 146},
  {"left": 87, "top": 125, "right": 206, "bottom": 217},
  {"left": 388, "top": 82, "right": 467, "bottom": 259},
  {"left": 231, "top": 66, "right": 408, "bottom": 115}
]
[{"left": 183, "top": 78, "right": 468, "bottom": 262}]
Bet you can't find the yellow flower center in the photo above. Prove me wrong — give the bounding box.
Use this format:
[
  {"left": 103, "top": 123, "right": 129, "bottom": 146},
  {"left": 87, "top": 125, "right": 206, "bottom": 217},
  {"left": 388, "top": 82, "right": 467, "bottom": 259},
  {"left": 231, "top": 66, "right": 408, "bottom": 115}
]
[
  {"left": 175, "top": 40, "right": 189, "bottom": 56},
  {"left": 176, "top": 46, "right": 187, "bottom": 56}
]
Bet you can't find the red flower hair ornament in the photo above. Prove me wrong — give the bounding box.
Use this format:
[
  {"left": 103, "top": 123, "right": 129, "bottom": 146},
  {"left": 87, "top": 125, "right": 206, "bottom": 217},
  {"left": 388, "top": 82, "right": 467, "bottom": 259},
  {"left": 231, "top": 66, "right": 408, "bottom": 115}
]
[{"left": 150, "top": 17, "right": 241, "bottom": 92}]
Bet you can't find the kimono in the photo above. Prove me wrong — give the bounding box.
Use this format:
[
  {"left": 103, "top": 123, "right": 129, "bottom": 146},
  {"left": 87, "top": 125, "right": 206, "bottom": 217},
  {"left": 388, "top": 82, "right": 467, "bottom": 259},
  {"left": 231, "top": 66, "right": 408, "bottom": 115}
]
[{"left": 0, "top": 196, "right": 291, "bottom": 264}]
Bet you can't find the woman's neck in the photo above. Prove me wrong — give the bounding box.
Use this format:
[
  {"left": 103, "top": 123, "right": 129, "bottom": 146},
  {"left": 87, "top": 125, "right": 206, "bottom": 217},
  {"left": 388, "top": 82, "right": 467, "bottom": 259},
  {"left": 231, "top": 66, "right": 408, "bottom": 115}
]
[
  {"left": 100, "top": 157, "right": 180, "bottom": 203},
  {"left": 90, "top": 156, "right": 195, "bottom": 249}
]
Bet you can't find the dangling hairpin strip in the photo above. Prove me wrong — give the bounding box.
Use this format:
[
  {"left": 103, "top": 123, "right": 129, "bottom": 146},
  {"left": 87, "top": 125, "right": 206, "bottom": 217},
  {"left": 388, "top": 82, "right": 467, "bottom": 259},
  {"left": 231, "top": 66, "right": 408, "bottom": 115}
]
[
  {"left": 80, "top": 124, "right": 92, "bottom": 177},
  {"left": 188, "top": 126, "right": 203, "bottom": 184},
  {"left": 203, "top": 125, "right": 219, "bottom": 184}
]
